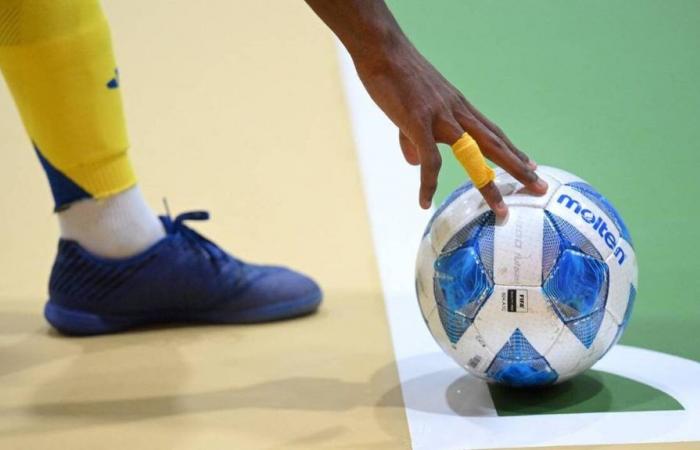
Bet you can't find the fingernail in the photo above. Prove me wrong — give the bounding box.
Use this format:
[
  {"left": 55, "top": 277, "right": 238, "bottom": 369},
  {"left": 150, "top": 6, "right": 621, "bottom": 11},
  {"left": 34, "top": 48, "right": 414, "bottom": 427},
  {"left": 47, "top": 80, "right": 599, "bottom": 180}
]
[
  {"left": 495, "top": 201, "right": 508, "bottom": 216},
  {"left": 534, "top": 178, "right": 548, "bottom": 192},
  {"left": 528, "top": 160, "right": 538, "bottom": 169}
]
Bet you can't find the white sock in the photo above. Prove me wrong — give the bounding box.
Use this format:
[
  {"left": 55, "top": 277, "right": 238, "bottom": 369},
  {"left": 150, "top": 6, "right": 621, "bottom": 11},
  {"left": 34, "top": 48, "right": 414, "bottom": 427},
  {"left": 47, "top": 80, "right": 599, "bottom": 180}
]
[{"left": 58, "top": 186, "right": 166, "bottom": 258}]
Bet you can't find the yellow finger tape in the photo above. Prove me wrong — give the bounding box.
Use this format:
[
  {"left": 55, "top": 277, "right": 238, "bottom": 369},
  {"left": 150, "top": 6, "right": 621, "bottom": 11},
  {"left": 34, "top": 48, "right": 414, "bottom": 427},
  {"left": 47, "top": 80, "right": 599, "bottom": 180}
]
[{"left": 451, "top": 132, "right": 495, "bottom": 189}]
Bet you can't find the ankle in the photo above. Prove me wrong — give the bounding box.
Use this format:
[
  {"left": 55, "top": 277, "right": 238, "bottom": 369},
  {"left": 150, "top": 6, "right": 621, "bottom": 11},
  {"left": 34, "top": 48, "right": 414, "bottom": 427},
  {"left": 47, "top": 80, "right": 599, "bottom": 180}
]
[{"left": 58, "top": 186, "right": 165, "bottom": 258}]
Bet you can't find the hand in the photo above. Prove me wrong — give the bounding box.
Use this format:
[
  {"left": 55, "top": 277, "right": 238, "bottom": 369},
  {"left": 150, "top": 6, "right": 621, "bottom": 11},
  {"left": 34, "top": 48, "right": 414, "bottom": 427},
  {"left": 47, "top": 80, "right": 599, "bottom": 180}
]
[{"left": 352, "top": 40, "right": 547, "bottom": 216}]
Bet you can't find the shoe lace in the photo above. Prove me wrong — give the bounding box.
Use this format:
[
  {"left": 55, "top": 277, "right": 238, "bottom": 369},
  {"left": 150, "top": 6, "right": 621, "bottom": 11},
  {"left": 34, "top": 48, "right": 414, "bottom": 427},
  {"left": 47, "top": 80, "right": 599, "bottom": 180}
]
[{"left": 162, "top": 211, "right": 232, "bottom": 270}]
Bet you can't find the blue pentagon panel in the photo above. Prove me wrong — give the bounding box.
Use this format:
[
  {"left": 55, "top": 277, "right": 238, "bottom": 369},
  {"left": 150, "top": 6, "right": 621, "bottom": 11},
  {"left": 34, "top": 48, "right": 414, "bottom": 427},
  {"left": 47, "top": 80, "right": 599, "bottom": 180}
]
[
  {"left": 433, "top": 212, "right": 495, "bottom": 345},
  {"left": 486, "top": 329, "right": 558, "bottom": 387},
  {"left": 423, "top": 181, "right": 474, "bottom": 237},
  {"left": 543, "top": 248, "right": 609, "bottom": 320},
  {"left": 567, "top": 182, "right": 633, "bottom": 247},
  {"left": 436, "top": 302, "right": 473, "bottom": 345},
  {"left": 566, "top": 308, "right": 606, "bottom": 348},
  {"left": 542, "top": 214, "right": 562, "bottom": 282},
  {"left": 545, "top": 211, "right": 602, "bottom": 260},
  {"left": 434, "top": 246, "right": 493, "bottom": 343}
]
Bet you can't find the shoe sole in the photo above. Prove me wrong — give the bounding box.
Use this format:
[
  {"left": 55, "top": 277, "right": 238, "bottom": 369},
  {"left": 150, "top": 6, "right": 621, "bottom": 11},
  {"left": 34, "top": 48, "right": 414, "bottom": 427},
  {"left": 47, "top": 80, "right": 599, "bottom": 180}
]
[{"left": 44, "top": 290, "right": 322, "bottom": 336}]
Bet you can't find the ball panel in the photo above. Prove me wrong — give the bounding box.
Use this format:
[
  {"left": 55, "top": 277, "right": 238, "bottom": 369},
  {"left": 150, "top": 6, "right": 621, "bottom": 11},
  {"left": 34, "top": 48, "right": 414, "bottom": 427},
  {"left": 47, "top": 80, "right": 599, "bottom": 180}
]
[
  {"left": 571, "top": 309, "right": 620, "bottom": 375},
  {"left": 536, "top": 165, "right": 588, "bottom": 185},
  {"left": 492, "top": 168, "right": 562, "bottom": 208},
  {"left": 435, "top": 301, "right": 473, "bottom": 346},
  {"left": 475, "top": 286, "right": 564, "bottom": 358},
  {"left": 424, "top": 303, "right": 454, "bottom": 355},
  {"left": 454, "top": 324, "right": 496, "bottom": 376},
  {"left": 542, "top": 326, "right": 587, "bottom": 379},
  {"left": 546, "top": 185, "right": 619, "bottom": 261},
  {"left": 432, "top": 213, "right": 495, "bottom": 345},
  {"left": 542, "top": 248, "right": 609, "bottom": 321},
  {"left": 567, "top": 181, "right": 633, "bottom": 247},
  {"left": 545, "top": 211, "right": 603, "bottom": 260},
  {"left": 429, "top": 189, "right": 489, "bottom": 253},
  {"left": 415, "top": 237, "right": 438, "bottom": 318},
  {"left": 476, "top": 216, "right": 495, "bottom": 281},
  {"left": 565, "top": 308, "right": 606, "bottom": 349},
  {"left": 545, "top": 309, "right": 618, "bottom": 381},
  {"left": 434, "top": 245, "right": 493, "bottom": 322},
  {"left": 423, "top": 181, "right": 473, "bottom": 238},
  {"left": 484, "top": 328, "right": 559, "bottom": 387},
  {"left": 621, "top": 284, "right": 636, "bottom": 328},
  {"left": 609, "top": 285, "right": 636, "bottom": 348},
  {"left": 542, "top": 213, "right": 562, "bottom": 281},
  {"left": 604, "top": 237, "right": 638, "bottom": 324},
  {"left": 493, "top": 206, "right": 543, "bottom": 286}
]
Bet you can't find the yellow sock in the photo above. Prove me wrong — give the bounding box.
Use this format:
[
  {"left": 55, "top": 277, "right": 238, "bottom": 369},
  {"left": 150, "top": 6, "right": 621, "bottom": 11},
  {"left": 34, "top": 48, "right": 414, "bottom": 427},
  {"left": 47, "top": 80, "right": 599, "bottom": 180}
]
[{"left": 0, "top": 0, "right": 136, "bottom": 209}]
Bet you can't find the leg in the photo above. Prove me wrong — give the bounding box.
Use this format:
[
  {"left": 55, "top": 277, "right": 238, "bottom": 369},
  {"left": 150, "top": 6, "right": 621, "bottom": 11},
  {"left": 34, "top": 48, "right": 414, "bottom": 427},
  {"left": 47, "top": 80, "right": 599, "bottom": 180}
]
[
  {"left": 0, "top": 0, "right": 321, "bottom": 335},
  {"left": 0, "top": 0, "right": 164, "bottom": 257}
]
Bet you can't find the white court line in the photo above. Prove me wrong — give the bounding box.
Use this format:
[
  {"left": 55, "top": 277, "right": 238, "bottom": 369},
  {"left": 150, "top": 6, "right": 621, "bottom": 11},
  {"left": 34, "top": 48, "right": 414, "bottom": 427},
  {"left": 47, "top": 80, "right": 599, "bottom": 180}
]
[{"left": 336, "top": 45, "right": 700, "bottom": 450}]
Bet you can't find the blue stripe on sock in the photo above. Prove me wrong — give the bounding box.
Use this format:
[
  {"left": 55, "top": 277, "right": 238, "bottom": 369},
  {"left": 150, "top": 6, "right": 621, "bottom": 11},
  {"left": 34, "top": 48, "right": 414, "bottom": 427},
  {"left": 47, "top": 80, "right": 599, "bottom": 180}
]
[{"left": 34, "top": 143, "right": 91, "bottom": 210}]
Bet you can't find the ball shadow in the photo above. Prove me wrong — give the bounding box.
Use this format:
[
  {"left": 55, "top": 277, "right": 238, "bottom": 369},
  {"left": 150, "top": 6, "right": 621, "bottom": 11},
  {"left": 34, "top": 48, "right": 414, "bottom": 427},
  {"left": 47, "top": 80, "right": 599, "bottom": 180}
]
[{"left": 448, "top": 371, "right": 609, "bottom": 416}]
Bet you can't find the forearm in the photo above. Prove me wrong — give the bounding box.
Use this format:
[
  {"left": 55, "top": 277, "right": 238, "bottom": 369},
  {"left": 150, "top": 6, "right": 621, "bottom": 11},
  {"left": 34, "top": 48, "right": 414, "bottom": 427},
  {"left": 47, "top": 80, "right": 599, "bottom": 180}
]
[{"left": 304, "top": 0, "right": 411, "bottom": 65}]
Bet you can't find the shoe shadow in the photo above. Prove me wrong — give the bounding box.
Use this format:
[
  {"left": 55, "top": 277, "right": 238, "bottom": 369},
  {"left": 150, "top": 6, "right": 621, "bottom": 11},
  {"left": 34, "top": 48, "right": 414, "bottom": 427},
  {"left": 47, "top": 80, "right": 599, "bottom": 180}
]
[
  {"left": 0, "top": 301, "right": 408, "bottom": 447},
  {"left": 0, "top": 305, "right": 233, "bottom": 379}
]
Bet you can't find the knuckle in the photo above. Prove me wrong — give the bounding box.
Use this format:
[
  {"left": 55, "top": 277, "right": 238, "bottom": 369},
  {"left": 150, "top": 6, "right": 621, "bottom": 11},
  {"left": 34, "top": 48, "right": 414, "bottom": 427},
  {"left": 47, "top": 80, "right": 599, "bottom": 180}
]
[
  {"left": 455, "top": 109, "right": 476, "bottom": 127},
  {"left": 414, "top": 105, "right": 434, "bottom": 121},
  {"left": 433, "top": 119, "right": 461, "bottom": 143},
  {"left": 451, "top": 95, "right": 468, "bottom": 111}
]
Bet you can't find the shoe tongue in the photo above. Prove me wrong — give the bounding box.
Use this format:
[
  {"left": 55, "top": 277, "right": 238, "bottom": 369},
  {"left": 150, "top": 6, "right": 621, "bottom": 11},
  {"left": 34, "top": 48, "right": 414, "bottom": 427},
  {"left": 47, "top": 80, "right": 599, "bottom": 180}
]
[{"left": 158, "top": 216, "right": 177, "bottom": 234}]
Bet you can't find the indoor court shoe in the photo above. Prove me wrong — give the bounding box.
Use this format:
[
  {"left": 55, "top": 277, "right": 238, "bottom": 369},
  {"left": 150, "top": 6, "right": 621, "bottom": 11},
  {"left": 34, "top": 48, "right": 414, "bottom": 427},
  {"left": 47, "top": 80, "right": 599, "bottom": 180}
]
[{"left": 44, "top": 211, "right": 322, "bottom": 335}]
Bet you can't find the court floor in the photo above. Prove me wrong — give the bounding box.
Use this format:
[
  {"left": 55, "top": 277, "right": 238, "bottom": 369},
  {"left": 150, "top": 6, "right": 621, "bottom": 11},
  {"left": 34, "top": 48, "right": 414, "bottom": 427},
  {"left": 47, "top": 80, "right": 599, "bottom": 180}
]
[{"left": 0, "top": 1, "right": 698, "bottom": 449}]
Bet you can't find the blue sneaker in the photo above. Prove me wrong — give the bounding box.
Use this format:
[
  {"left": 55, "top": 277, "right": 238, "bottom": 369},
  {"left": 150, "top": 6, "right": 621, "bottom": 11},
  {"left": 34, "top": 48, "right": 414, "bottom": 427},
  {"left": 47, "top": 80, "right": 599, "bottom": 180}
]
[{"left": 44, "top": 211, "right": 322, "bottom": 335}]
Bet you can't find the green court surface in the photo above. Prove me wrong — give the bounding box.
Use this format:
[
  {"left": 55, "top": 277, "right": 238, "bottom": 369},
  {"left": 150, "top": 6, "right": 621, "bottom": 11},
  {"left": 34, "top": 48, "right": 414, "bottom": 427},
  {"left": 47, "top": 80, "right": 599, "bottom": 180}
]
[{"left": 389, "top": 0, "right": 700, "bottom": 415}]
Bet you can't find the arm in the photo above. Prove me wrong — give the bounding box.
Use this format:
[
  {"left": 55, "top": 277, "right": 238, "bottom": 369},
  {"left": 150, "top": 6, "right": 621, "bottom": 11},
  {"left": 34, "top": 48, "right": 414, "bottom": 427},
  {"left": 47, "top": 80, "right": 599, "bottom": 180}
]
[{"left": 305, "top": 0, "right": 547, "bottom": 215}]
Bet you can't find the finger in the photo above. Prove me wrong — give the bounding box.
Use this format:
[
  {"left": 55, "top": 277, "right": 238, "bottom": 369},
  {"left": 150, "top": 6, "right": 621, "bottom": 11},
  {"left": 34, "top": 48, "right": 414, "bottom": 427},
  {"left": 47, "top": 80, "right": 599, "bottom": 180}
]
[
  {"left": 451, "top": 130, "right": 497, "bottom": 191},
  {"left": 479, "top": 181, "right": 508, "bottom": 219},
  {"left": 413, "top": 131, "right": 442, "bottom": 209},
  {"left": 399, "top": 130, "right": 420, "bottom": 165},
  {"left": 454, "top": 109, "right": 547, "bottom": 195},
  {"left": 437, "top": 116, "right": 507, "bottom": 216},
  {"left": 461, "top": 102, "right": 537, "bottom": 169},
  {"left": 432, "top": 114, "right": 466, "bottom": 144}
]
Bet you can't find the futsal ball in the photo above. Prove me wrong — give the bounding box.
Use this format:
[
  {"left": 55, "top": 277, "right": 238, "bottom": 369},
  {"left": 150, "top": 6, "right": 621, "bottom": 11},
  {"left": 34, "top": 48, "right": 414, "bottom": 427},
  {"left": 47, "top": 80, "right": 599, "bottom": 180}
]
[{"left": 415, "top": 166, "right": 637, "bottom": 387}]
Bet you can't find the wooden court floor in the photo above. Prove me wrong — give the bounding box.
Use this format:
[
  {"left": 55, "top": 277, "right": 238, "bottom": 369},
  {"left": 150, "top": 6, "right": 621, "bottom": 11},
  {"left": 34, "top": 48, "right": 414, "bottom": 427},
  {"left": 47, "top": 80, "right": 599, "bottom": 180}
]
[{"left": 0, "top": 1, "right": 409, "bottom": 448}]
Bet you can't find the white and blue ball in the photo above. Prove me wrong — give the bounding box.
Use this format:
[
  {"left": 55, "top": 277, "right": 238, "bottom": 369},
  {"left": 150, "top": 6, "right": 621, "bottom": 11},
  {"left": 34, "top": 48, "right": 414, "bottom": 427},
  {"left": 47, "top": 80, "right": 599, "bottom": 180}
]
[{"left": 415, "top": 166, "right": 638, "bottom": 387}]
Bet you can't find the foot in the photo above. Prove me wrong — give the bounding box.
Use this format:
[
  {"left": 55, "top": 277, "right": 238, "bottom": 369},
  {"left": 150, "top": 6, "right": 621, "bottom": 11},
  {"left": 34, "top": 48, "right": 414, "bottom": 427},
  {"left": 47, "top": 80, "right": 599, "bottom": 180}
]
[{"left": 44, "top": 211, "right": 322, "bottom": 335}]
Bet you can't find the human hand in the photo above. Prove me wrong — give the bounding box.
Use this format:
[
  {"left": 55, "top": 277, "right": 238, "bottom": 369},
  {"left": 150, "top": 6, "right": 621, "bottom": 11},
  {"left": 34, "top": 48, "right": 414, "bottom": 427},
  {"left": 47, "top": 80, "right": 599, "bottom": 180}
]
[{"left": 352, "top": 41, "right": 547, "bottom": 216}]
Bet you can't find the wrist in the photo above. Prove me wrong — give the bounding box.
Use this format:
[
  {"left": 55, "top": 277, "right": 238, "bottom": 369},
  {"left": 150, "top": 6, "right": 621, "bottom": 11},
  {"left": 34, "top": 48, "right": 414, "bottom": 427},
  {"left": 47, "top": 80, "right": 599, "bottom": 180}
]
[{"left": 349, "top": 26, "right": 413, "bottom": 73}]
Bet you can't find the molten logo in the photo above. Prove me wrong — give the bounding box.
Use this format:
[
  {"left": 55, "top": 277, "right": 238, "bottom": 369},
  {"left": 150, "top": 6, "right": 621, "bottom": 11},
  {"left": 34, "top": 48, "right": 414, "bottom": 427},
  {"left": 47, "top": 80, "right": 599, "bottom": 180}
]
[{"left": 557, "top": 194, "right": 626, "bottom": 265}]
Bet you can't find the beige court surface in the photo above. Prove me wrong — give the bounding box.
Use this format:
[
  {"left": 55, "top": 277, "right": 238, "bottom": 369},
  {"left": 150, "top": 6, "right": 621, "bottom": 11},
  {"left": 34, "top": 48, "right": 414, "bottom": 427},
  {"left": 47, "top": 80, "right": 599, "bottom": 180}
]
[
  {"left": 0, "top": 1, "right": 410, "bottom": 448},
  {"left": 1, "top": 1, "right": 699, "bottom": 450}
]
